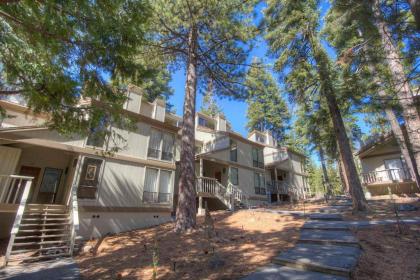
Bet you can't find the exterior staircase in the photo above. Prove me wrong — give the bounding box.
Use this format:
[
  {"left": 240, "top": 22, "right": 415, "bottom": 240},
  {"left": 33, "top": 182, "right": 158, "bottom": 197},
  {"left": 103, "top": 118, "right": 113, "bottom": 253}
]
[
  {"left": 196, "top": 177, "right": 249, "bottom": 210},
  {"left": 4, "top": 204, "right": 73, "bottom": 266},
  {"left": 1, "top": 174, "right": 80, "bottom": 267}
]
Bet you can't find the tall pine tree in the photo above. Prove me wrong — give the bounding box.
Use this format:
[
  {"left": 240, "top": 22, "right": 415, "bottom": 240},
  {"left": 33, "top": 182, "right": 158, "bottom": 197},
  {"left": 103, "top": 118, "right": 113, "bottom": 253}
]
[
  {"left": 245, "top": 59, "right": 290, "bottom": 143},
  {"left": 264, "top": 0, "right": 368, "bottom": 211},
  {"left": 149, "top": 0, "right": 257, "bottom": 231}
]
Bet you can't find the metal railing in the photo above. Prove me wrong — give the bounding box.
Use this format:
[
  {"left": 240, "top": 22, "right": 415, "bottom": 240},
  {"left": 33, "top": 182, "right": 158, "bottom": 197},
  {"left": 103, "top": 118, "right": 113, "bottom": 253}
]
[
  {"left": 361, "top": 168, "right": 411, "bottom": 184},
  {"left": 142, "top": 191, "right": 172, "bottom": 203},
  {"left": 266, "top": 180, "right": 289, "bottom": 194}
]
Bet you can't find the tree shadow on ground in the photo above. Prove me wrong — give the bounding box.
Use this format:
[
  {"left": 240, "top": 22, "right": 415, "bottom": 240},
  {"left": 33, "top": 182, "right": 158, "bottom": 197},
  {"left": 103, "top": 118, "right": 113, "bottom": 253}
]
[{"left": 76, "top": 210, "right": 305, "bottom": 280}]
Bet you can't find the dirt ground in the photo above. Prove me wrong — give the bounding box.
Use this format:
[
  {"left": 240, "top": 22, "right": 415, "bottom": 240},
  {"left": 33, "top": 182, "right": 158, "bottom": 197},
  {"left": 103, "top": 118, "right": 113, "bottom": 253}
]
[
  {"left": 352, "top": 224, "right": 420, "bottom": 280},
  {"left": 76, "top": 210, "right": 304, "bottom": 280},
  {"left": 343, "top": 194, "right": 420, "bottom": 221}
]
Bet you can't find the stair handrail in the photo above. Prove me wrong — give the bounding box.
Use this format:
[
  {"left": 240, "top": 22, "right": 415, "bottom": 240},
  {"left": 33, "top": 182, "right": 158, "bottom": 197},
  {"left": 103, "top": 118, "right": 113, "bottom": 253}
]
[
  {"left": 196, "top": 176, "right": 232, "bottom": 209},
  {"left": 69, "top": 181, "right": 79, "bottom": 256},
  {"left": 2, "top": 175, "right": 33, "bottom": 267}
]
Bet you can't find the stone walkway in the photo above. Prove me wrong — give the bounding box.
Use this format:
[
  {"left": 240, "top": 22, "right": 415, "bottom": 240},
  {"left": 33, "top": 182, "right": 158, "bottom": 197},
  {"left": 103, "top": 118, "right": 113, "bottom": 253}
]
[
  {"left": 243, "top": 199, "right": 361, "bottom": 279},
  {"left": 0, "top": 258, "right": 80, "bottom": 280}
]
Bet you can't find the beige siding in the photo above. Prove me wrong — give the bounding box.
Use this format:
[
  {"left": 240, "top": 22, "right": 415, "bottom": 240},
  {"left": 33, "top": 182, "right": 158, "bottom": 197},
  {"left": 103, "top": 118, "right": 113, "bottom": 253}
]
[
  {"left": 0, "top": 146, "right": 21, "bottom": 175},
  {"left": 78, "top": 211, "right": 172, "bottom": 239}
]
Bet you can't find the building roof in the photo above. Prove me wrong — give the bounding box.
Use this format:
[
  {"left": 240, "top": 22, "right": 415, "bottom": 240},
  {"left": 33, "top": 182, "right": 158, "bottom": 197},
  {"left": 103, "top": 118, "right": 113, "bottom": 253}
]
[{"left": 355, "top": 131, "right": 394, "bottom": 157}]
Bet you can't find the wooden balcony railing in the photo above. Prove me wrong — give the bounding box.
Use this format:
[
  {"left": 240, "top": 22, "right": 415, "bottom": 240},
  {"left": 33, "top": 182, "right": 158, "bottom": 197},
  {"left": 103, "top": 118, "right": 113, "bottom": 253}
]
[{"left": 361, "top": 168, "right": 412, "bottom": 184}]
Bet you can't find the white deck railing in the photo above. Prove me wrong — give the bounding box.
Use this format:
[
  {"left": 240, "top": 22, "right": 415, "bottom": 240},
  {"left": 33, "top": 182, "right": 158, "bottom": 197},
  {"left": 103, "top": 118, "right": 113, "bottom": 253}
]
[
  {"left": 267, "top": 181, "right": 289, "bottom": 194},
  {"left": 361, "top": 168, "right": 411, "bottom": 184},
  {"left": 2, "top": 175, "right": 33, "bottom": 267},
  {"left": 0, "top": 175, "right": 34, "bottom": 205}
]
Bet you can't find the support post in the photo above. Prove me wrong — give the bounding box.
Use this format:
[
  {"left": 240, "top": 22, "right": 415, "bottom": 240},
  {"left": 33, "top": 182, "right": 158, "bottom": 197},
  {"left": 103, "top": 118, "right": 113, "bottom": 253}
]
[
  {"left": 199, "top": 158, "right": 203, "bottom": 177},
  {"left": 198, "top": 195, "right": 204, "bottom": 215}
]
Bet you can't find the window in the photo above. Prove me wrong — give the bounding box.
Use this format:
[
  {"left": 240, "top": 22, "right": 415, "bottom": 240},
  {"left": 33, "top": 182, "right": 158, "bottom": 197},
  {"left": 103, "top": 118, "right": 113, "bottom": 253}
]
[
  {"left": 198, "top": 116, "right": 215, "bottom": 129},
  {"left": 143, "top": 168, "right": 172, "bottom": 203},
  {"left": 148, "top": 129, "right": 174, "bottom": 161},
  {"left": 78, "top": 157, "right": 103, "bottom": 199},
  {"left": 256, "top": 134, "right": 266, "bottom": 144},
  {"left": 254, "top": 172, "right": 266, "bottom": 195},
  {"left": 230, "top": 141, "right": 237, "bottom": 162},
  {"left": 86, "top": 118, "right": 108, "bottom": 148},
  {"left": 229, "top": 167, "right": 239, "bottom": 185},
  {"left": 252, "top": 148, "right": 264, "bottom": 168},
  {"left": 198, "top": 117, "right": 208, "bottom": 127}
]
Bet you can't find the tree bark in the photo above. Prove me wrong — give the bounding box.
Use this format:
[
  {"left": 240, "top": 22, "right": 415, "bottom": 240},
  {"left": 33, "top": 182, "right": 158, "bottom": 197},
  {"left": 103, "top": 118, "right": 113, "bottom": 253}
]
[
  {"left": 310, "top": 34, "right": 368, "bottom": 212},
  {"left": 175, "top": 26, "right": 198, "bottom": 232},
  {"left": 372, "top": 0, "right": 420, "bottom": 181},
  {"left": 407, "top": 0, "right": 420, "bottom": 30},
  {"left": 338, "top": 152, "right": 350, "bottom": 194},
  {"left": 318, "top": 146, "right": 333, "bottom": 197}
]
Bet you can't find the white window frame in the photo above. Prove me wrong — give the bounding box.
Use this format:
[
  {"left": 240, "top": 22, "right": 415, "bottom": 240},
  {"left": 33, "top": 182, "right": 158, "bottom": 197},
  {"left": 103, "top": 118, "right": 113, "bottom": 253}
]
[
  {"left": 147, "top": 128, "right": 175, "bottom": 162},
  {"left": 143, "top": 167, "right": 173, "bottom": 204}
]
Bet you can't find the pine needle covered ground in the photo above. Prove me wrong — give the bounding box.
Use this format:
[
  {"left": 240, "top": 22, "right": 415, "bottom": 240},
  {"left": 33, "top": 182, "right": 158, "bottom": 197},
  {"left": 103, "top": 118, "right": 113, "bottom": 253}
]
[{"left": 76, "top": 210, "right": 303, "bottom": 280}]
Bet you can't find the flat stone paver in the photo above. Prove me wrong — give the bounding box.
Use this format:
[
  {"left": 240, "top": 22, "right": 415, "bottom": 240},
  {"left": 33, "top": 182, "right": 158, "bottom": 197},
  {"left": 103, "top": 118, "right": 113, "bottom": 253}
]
[
  {"left": 273, "top": 243, "right": 361, "bottom": 276},
  {"left": 242, "top": 264, "right": 348, "bottom": 280},
  {"left": 309, "top": 213, "right": 343, "bottom": 221},
  {"left": 299, "top": 229, "right": 358, "bottom": 245},
  {"left": 0, "top": 258, "right": 80, "bottom": 280},
  {"left": 303, "top": 218, "right": 420, "bottom": 230},
  {"left": 303, "top": 221, "right": 350, "bottom": 230}
]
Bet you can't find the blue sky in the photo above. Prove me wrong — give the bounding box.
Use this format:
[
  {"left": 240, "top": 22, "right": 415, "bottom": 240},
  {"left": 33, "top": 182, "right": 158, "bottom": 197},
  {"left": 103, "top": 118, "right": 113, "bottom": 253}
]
[{"left": 167, "top": 1, "right": 370, "bottom": 162}]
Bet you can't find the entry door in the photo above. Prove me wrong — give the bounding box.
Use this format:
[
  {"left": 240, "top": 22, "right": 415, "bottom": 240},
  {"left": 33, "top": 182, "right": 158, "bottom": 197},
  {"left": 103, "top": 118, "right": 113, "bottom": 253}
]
[
  {"left": 19, "top": 166, "right": 41, "bottom": 203},
  {"left": 215, "top": 171, "right": 222, "bottom": 183}
]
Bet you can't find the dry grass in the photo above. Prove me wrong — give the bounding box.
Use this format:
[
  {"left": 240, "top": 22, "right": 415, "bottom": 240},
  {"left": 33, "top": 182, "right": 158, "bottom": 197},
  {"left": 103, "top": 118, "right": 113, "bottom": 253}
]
[
  {"left": 352, "top": 224, "right": 420, "bottom": 280},
  {"left": 76, "top": 210, "right": 304, "bottom": 280}
]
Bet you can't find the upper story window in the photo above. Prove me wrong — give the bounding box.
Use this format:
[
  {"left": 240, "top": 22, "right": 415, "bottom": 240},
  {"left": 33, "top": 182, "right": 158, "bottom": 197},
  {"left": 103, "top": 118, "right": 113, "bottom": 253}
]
[
  {"left": 229, "top": 167, "right": 239, "bottom": 185},
  {"left": 256, "top": 134, "right": 266, "bottom": 144},
  {"left": 230, "top": 141, "right": 237, "bottom": 162},
  {"left": 148, "top": 128, "right": 175, "bottom": 161},
  {"left": 198, "top": 116, "right": 215, "bottom": 129},
  {"left": 252, "top": 147, "right": 264, "bottom": 169},
  {"left": 254, "top": 172, "right": 266, "bottom": 195},
  {"left": 86, "top": 119, "right": 108, "bottom": 148}
]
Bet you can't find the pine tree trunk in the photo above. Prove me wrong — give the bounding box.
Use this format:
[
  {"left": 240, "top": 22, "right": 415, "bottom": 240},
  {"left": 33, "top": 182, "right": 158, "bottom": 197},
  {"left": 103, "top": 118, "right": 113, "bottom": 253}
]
[
  {"left": 175, "top": 26, "right": 198, "bottom": 232},
  {"left": 309, "top": 34, "right": 368, "bottom": 212},
  {"left": 407, "top": 0, "right": 420, "bottom": 29},
  {"left": 338, "top": 152, "right": 350, "bottom": 194},
  {"left": 318, "top": 146, "right": 333, "bottom": 197},
  {"left": 372, "top": 0, "right": 420, "bottom": 180}
]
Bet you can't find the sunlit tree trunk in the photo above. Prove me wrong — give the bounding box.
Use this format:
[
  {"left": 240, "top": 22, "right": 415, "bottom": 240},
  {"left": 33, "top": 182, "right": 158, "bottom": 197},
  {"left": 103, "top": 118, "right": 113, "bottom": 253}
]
[
  {"left": 318, "top": 146, "right": 333, "bottom": 198},
  {"left": 372, "top": 0, "right": 420, "bottom": 180},
  {"left": 338, "top": 152, "right": 350, "bottom": 194},
  {"left": 310, "top": 34, "right": 368, "bottom": 212},
  {"left": 175, "top": 26, "right": 198, "bottom": 232}
]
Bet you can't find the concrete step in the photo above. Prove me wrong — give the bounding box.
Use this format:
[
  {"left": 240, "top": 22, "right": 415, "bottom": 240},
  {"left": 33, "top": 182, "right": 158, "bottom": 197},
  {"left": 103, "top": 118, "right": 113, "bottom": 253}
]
[
  {"left": 299, "top": 229, "right": 359, "bottom": 247},
  {"left": 303, "top": 221, "right": 350, "bottom": 231},
  {"left": 309, "top": 213, "right": 343, "bottom": 221},
  {"left": 241, "top": 264, "right": 348, "bottom": 280},
  {"left": 272, "top": 243, "right": 361, "bottom": 277}
]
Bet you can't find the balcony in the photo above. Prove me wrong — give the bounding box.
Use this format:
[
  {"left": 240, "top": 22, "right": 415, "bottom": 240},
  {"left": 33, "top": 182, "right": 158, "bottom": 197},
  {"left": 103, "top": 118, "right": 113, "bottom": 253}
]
[
  {"left": 264, "top": 150, "right": 288, "bottom": 165},
  {"left": 201, "top": 136, "right": 230, "bottom": 154},
  {"left": 361, "top": 168, "right": 412, "bottom": 185},
  {"left": 266, "top": 181, "right": 289, "bottom": 194}
]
